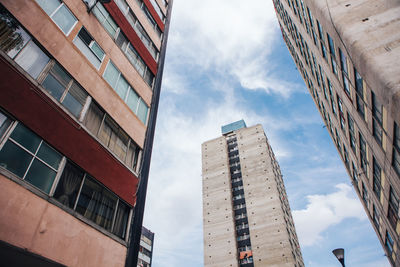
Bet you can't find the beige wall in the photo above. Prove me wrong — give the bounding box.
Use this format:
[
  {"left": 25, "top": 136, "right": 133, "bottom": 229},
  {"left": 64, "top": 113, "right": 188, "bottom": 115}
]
[
  {"left": 202, "top": 137, "right": 239, "bottom": 267},
  {"left": 0, "top": 174, "right": 127, "bottom": 267}
]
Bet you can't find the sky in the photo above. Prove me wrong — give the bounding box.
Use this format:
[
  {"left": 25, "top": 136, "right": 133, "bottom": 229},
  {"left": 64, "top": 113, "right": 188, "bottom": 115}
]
[{"left": 143, "top": 0, "right": 391, "bottom": 266}]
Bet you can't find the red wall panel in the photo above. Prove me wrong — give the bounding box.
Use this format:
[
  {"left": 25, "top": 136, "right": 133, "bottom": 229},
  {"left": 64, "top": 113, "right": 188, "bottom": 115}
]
[
  {"left": 104, "top": 1, "right": 158, "bottom": 75},
  {"left": 142, "top": 0, "right": 165, "bottom": 31}
]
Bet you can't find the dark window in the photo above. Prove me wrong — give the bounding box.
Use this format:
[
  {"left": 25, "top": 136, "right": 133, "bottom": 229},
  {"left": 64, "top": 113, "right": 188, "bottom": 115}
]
[
  {"left": 373, "top": 205, "right": 380, "bottom": 229},
  {"left": 0, "top": 123, "right": 62, "bottom": 193},
  {"left": 372, "top": 158, "right": 381, "bottom": 199},
  {"left": 359, "top": 132, "right": 367, "bottom": 172},
  {"left": 0, "top": 111, "right": 13, "bottom": 140},
  {"left": 354, "top": 68, "right": 365, "bottom": 120},
  {"left": 352, "top": 162, "right": 358, "bottom": 185},
  {"left": 385, "top": 231, "right": 394, "bottom": 255},
  {"left": 54, "top": 161, "right": 84, "bottom": 208},
  {"left": 76, "top": 177, "right": 117, "bottom": 231},
  {"left": 362, "top": 182, "right": 368, "bottom": 207},
  {"left": 372, "top": 93, "right": 383, "bottom": 146},
  {"left": 339, "top": 48, "right": 348, "bottom": 75},
  {"left": 393, "top": 122, "right": 400, "bottom": 176},
  {"left": 388, "top": 187, "right": 399, "bottom": 229},
  {"left": 348, "top": 113, "right": 356, "bottom": 152}
]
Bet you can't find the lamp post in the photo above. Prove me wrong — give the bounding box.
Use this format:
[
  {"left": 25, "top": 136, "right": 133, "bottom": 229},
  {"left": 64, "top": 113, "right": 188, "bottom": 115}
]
[{"left": 332, "top": 248, "right": 345, "bottom": 267}]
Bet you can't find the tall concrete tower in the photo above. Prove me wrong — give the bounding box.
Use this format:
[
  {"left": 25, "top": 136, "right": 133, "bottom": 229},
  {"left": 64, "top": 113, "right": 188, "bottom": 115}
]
[
  {"left": 271, "top": 1, "right": 400, "bottom": 265},
  {"left": 202, "top": 121, "right": 304, "bottom": 267}
]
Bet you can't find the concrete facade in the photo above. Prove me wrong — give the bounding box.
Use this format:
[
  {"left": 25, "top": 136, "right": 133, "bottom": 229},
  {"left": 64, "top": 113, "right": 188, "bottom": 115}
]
[
  {"left": 202, "top": 123, "right": 304, "bottom": 267},
  {"left": 0, "top": 0, "right": 172, "bottom": 266},
  {"left": 272, "top": 0, "right": 400, "bottom": 265}
]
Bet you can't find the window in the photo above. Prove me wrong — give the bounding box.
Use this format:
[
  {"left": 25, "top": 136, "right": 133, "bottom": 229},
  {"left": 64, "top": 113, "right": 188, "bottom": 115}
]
[
  {"left": 373, "top": 205, "right": 380, "bottom": 229},
  {"left": 92, "top": 3, "right": 118, "bottom": 37},
  {"left": 83, "top": 101, "right": 141, "bottom": 170},
  {"left": 149, "top": 0, "right": 165, "bottom": 22},
  {"left": 385, "top": 231, "right": 394, "bottom": 255},
  {"left": 0, "top": 123, "right": 62, "bottom": 193},
  {"left": 0, "top": 111, "right": 13, "bottom": 141},
  {"left": 339, "top": 48, "right": 348, "bottom": 75},
  {"left": 0, "top": 7, "right": 89, "bottom": 120},
  {"left": 342, "top": 73, "right": 350, "bottom": 96},
  {"left": 103, "top": 61, "right": 149, "bottom": 124},
  {"left": 91, "top": 3, "right": 156, "bottom": 87},
  {"left": 359, "top": 132, "right": 368, "bottom": 172},
  {"left": 354, "top": 68, "right": 365, "bottom": 120},
  {"left": 316, "top": 20, "right": 324, "bottom": 41},
  {"left": 373, "top": 158, "right": 381, "bottom": 199},
  {"left": 352, "top": 161, "right": 358, "bottom": 184},
  {"left": 41, "top": 63, "right": 89, "bottom": 118},
  {"left": 343, "top": 144, "right": 349, "bottom": 168},
  {"left": 35, "top": 0, "right": 77, "bottom": 35},
  {"left": 135, "top": 0, "right": 162, "bottom": 38},
  {"left": 0, "top": 6, "right": 50, "bottom": 79},
  {"left": 0, "top": 108, "right": 132, "bottom": 241},
  {"left": 327, "top": 33, "right": 336, "bottom": 57},
  {"left": 113, "top": 0, "right": 159, "bottom": 60},
  {"left": 393, "top": 122, "right": 400, "bottom": 176},
  {"left": 372, "top": 92, "right": 383, "bottom": 146},
  {"left": 388, "top": 187, "right": 399, "bottom": 229},
  {"left": 54, "top": 161, "right": 84, "bottom": 208},
  {"left": 348, "top": 113, "right": 356, "bottom": 152},
  {"left": 362, "top": 182, "right": 368, "bottom": 207},
  {"left": 73, "top": 27, "right": 105, "bottom": 69}
]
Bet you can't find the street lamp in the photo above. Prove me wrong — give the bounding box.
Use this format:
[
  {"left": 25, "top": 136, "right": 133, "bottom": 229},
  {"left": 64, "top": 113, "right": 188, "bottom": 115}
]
[{"left": 332, "top": 248, "right": 345, "bottom": 267}]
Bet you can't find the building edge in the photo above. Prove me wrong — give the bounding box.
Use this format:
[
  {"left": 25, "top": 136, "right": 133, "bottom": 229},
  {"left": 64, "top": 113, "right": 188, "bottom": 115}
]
[{"left": 124, "top": 0, "right": 174, "bottom": 266}]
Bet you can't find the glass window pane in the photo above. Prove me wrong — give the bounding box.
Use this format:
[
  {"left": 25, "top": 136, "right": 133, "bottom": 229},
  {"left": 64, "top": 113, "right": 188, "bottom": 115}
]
[
  {"left": 52, "top": 4, "right": 77, "bottom": 35},
  {"left": 137, "top": 99, "right": 148, "bottom": 125},
  {"left": 36, "top": 142, "right": 62, "bottom": 169},
  {"left": 54, "top": 161, "right": 84, "bottom": 208},
  {"left": 126, "top": 89, "right": 139, "bottom": 112},
  {"left": 14, "top": 41, "right": 49, "bottom": 79},
  {"left": 98, "top": 117, "right": 114, "bottom": 146},
  {"left": 0, "top": 140, "right": 33, "bottom": 178},
  {"left": 113, "top": 130, "right": 129, "bottom": 159},
  {"left": 73, "top": 36, "right": 101, "bottom": 69},
  {"left": 144, "top": 69, "right": 154, "bottom": 87},
  {"left": 62, "top": 83, "right": 88, "bottom": 118},
  {"left": 0, "top": 112, "right": 12, "bottom": 140},
  {"left": 10, "top": 123, "right": 41, "bottom": 153},
  {"left": 25, "top": 159, "right": 57, "bottom": 193},
  {"left": 84, "top": 102, "right": 104, "bottom": 136},
  {"left": 42, "top": 72, "right": 67, "bottom": 100},
  {"left": 115, "top": 77, "right": 129, "bottom": 100},
  {"left": 90, "top": 42, "right": 104, "bottom": 61},
  {"left": 76, "top": 177, "right": 117, "bottom": 230},
  {"left": 103, "top": 61, "right": 120, "bottom": 89},
  {"left": 113, "top": 201, "right": 130, "bottom": 239},
  {"left": 35, "top": 0, "right": 61, "bottom": 16},
  {"left": 0, "top": 15, "right": 32, "bottom": 59},
  {"left": 115, "top": 32, "right": 128, "bottom": 51}
]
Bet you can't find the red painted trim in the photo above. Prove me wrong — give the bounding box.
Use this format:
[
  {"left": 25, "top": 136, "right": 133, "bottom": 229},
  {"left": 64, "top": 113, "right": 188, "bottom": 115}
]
[
  {"left": 142, "top": 0, "right": 165, "bottom": 32},
  {"left": 0, "top": 57, "right": 137, "bottom": 206},
  {"left": 104, "top": 2, "right": 157, "bottom": 75}
]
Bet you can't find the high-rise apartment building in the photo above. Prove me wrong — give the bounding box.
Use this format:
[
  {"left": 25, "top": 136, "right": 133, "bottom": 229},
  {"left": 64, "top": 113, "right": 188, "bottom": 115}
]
[
  {"left": 137, "top": 226, "right": 154, "bottom": 267},
  {"left": 202, "top": 120, "right": 304, "bottom": 267},
  {"left": 0, "top": 0, "right": 172, "bottom": 266},
  {"left": 272, "top": 0, "right": 400, "bottom": 265}
]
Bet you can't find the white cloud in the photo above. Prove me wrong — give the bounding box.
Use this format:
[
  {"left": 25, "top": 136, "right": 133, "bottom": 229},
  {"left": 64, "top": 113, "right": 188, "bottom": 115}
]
[
  {"left": 292, "top": 184, "right": 366, "bottom": 247},
  {"left": 165, "top": 0, "right": 300, "bottom": 97}
]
